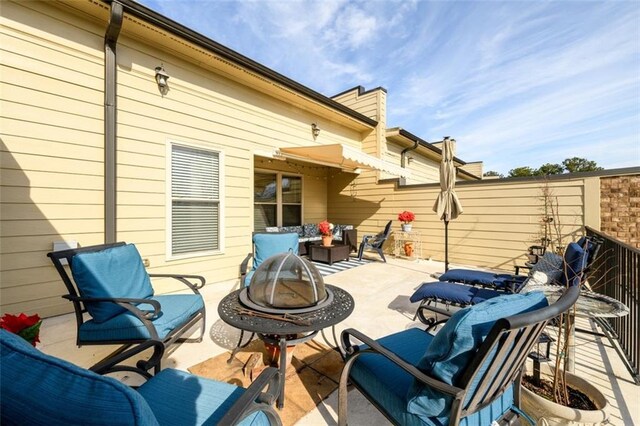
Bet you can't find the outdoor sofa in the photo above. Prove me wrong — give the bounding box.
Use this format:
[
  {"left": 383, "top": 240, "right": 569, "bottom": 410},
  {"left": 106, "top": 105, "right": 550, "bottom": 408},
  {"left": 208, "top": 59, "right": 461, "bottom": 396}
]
[{"left": 265, "top": 223, "right": 357, "bottom": 255}]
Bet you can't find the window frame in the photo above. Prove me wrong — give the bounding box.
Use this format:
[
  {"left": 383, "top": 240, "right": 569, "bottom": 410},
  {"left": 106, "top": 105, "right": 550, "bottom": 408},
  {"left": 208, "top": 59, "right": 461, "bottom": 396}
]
[
  {"left": 253, "top": 169, "right": 303, "bottom": 230},
  {"left": 166, "top": 140, "right": 225, "bottom": 260}
]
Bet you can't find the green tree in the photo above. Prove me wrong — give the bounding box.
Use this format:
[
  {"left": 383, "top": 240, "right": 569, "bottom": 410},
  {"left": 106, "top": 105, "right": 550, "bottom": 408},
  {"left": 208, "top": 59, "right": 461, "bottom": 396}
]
[
  {"left": 562, "top": 157, "right": 604, "bottom": 173},
  {"left": 483, "top": 170, "right": 503, "bottom": 178},
  {"left": 508, "top": 166, "right": 535, "bottom": 177},
  {"left": 535, "top": 163, "right": 564, "bottom": 176}
]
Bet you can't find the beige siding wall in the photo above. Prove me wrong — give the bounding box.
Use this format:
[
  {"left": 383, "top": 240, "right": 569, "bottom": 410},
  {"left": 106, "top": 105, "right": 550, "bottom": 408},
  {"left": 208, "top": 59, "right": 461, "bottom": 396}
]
[
  {"left": 460, "top": 161, "right": 483, "bottom": 179},
  {"left": 0, "top": 1, "right": 364, "bottom": 317},
  {"left": 384, "top": 143, "right": 440, "bottom": 184},
  {"left": 329, "top": 174, "right": 595, "bottom": 270},
  {"left": 1, "top": 1, "right": 106, "bottom": 317}
]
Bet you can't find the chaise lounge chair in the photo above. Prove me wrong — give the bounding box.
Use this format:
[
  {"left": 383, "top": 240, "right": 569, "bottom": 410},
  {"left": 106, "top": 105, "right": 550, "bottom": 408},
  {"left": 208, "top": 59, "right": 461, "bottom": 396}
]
[{"left": 409, "top": 238, "right": 595, "bottom": 326}]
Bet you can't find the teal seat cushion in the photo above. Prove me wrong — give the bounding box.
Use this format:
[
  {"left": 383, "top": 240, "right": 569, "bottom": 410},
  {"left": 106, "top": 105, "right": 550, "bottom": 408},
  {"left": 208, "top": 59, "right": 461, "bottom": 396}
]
[
  {"left": 138, "top": 368, "right": 270, "bottom": 426},
  {"left": 79, "top": 294, "right": 204, "bottom": 342},
  {"left": 407, "top": 292, "right": 548, "bottom": 418},
  {"left": 349, "top": 328, "right": 515, "bottom": 426},
  {"left": 0, "top": 329, "right": 158, "bottom": 425},
  {"left": 244, "top": 233, "right": 299, "bottom": 286},
  {"left": 71, "top": 244, "right": 154, "bottom": 323}
]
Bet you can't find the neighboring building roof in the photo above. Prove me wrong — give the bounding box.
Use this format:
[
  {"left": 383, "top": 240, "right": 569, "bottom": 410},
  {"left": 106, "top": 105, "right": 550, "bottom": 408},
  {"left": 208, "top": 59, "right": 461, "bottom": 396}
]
[{"left": 101, "top": 0, "right": 378, "bottom": 129}]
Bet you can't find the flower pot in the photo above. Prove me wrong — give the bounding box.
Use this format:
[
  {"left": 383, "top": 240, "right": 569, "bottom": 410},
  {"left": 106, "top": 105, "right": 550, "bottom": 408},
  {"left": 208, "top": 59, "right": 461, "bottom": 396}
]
[
  {"left": 321, "top": 235, "right": 333, "bottom": 247},
  {"left": 403, "top": 241, "right": 414, "bottom": 257},
  {"left": 521, "top": 370, "right": 609, "bottom": 425},
  {"left": 401, "top": 223, "right": 412, "bottom": 232}
]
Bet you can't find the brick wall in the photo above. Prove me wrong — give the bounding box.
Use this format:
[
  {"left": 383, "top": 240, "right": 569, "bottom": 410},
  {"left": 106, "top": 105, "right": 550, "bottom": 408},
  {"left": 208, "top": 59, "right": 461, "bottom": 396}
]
[{"left": 601, "top": 175, "right": 640, "bottom": 248}]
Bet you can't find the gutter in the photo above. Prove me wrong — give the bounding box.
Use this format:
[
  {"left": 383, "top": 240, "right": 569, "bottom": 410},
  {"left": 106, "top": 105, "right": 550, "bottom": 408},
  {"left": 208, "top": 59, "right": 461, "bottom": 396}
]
[
  {"left": 399, "top": 139, "right": 419, "bottom": 185},
  {"left": 102, "top": 0, "right": 377, "bottom": 129},
  {"left": 104, "top": 1, "right": 123, "bottom": 243},
  {"left": 397, "top": 128, "right": 466, "bottom": 165}
]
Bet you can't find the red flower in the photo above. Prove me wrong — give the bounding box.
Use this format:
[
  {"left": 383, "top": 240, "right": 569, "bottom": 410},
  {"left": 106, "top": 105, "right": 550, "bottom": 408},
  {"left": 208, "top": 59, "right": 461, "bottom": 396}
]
[
  {"left": 1, "top": 313, "right": 42, "bottom": 346},
  {"left": 398, "top": 211, "right": 415, "bottom": 224},
  {"left": 318, "top": 220, "right": 334, "bottom": 236}
]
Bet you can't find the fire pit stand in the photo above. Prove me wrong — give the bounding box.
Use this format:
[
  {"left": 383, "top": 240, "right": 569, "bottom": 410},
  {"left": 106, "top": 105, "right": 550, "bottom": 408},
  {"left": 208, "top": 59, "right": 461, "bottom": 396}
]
[{"left": 218, "top": 284, "right": 354, "bottom": 408}]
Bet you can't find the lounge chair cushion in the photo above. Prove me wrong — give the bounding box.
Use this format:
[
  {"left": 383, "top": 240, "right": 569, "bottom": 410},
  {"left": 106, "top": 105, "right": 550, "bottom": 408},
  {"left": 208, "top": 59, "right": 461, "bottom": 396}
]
[
  {"left": 438, "top": 269, "right": 500, "bottom": 286},
  {"left": 78, "top": 294, "right": 204, "bottom": 342},
  {"left": 71, "top": 244, "right": 154, "bottom": 323},
  {"left": 138, "top": 368, "right": 269, "bottom": 426},
  {"left": 0, "top": 329, "right": 158, "bottom": 425},
  {"left": 530, "top": 252, "right": 563, "bottom": 284},
  {"left": 349, "top": 327, "right": 515, "bottom": 425},
  {"left": 561, "top": 242, "right": 587, "bottom": 287},
  {"left": 407, "top": 292, "right": 548, "bottom": 418},
  {"left": 409, "top": 282, "right": 501, "bottom": 305}
]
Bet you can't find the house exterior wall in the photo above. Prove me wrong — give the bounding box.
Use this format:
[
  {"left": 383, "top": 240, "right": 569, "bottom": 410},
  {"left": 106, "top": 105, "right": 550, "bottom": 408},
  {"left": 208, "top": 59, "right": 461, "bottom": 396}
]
[
  {"left": 0, "top": 0, "right": 364, "bottom": 317},
  {"left": 328, "top": 171, "right": 638, "bottom": 270}
]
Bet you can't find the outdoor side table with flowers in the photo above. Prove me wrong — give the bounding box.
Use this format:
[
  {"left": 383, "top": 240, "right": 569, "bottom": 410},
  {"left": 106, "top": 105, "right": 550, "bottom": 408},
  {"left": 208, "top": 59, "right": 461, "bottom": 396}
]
[
  {"left": 1, "top": 313, "right": 42, "bottom": 346},
  {"left": 318, "top": 220, "right": 334, "bottom": 246},
  {"left": 397, "top": 211, "right": 418, "bottom": 257}
]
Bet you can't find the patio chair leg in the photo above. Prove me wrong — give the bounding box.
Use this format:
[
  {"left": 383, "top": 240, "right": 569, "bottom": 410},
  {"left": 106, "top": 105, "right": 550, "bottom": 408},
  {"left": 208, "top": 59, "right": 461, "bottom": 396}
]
[{"left": 228, "top": 330, "right": 255, "bottom": 364}]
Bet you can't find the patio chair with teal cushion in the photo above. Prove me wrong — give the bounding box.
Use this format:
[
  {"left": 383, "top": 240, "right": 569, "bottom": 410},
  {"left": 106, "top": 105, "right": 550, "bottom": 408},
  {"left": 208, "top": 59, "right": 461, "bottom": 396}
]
[
  {"left": 357, "top": 220, "right": 392, "bottom": 262},
  {"left": 0, "top": 329, "right": 282, "bottom": 425},
  {"left": 47, "top": 242, "right": 206, "bottom": 374},
  {"left": 240, "top": 232, "right": 299, "bottom": 286},
  {"left": 339, "top": 285, "right": 580, "bottom": 426}
]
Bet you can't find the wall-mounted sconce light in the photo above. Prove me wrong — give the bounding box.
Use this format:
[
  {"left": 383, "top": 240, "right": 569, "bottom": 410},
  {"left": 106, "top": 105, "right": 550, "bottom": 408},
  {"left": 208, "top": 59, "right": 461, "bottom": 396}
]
[
  {"left": 155, "top": 65, "right": 170, "bottom": 96},
  {"left": 311, "top": 123, "right": 320, "bottom": 139},
  {"left": 407, "top": 156, "right": 414, "bottom": 164}
]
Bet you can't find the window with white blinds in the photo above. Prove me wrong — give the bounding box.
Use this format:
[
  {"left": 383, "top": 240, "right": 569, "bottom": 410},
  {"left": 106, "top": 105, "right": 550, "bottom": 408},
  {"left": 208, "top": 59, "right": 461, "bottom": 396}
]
[{"left": 170, "top": 144, "right": 221, "bottom": 256}]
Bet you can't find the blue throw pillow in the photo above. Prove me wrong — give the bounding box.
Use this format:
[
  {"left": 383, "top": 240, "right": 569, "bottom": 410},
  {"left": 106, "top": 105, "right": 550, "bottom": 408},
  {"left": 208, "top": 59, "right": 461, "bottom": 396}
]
[
  {"left": 0, "top": 330, "right": 158, "bottom": 425},
  {"left": 561, "top": 242, "right": 587, "bottom": 287},
  {"left": 406, "top": 291, "right": 548, "bottom": 418},
  {"left": 71, "top": 244, "right": 154, "bottom": 323}
]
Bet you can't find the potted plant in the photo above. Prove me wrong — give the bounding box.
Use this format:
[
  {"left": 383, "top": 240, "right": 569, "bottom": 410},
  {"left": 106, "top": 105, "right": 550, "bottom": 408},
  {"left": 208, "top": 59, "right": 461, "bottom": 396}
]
[
  {"left": 520, "top": 185, "right": 609, "bottom": 425},
  {"left": 318, "top": 220, "right": 334, "bottom": 247},
  {"left": 398, "top": 211, "right": 415, "bottom": 232},
  {"left": 0, "top": 313, "right": 42, "bottom": 346}
]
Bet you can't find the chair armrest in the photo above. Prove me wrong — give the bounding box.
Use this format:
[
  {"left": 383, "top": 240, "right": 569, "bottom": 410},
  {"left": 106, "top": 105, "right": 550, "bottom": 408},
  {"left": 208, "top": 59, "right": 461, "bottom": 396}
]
[
  {"left": 148, "top": 273, "right": 206, "bottom": 291},
  {"left": 63, "top": 295, "right": 162, "bottom": 339},
  {"left": 416, "top": 305, "right": 454, "bottom": 331},
  {"left": 514, "top": 265, "right": 532, "bottom": 275},
  {"left": 90, "top": 339, "right": 165, "bottom": 379},
  {"left": 341, "top": 328, "right": 464, "bottom": 397},
  {"left": 217, "top": 367, "right": 282, "bottom": 425},
  {"left": 240, "top": 253, "right": 253, "bottom": 279}
]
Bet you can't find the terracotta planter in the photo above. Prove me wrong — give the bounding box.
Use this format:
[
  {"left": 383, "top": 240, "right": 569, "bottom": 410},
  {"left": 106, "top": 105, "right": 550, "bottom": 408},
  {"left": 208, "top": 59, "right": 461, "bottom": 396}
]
[
  {"left": 403, "top": 241, "right": 414, "bottom": 257},
  {"left": 401, "top": 223, "right": 412, "bottom": 232},
  {"left": 321, "top": 235, "right": 333, "bottom": 247},
  {"left": 521, "top": 370, "right": 609, "bottom": 425}
]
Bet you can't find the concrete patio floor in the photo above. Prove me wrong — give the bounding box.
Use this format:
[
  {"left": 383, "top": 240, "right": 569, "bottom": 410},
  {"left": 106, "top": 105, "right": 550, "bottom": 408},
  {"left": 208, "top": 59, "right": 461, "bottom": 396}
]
[{"left": 39, "top": 256, "right": 639, "bottom": 425}]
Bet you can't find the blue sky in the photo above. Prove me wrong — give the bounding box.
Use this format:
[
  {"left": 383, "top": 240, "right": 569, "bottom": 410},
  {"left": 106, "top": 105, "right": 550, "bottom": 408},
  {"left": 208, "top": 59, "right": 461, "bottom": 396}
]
[{"left": 138, "top": 0, "right": 639, "bottom": 174}]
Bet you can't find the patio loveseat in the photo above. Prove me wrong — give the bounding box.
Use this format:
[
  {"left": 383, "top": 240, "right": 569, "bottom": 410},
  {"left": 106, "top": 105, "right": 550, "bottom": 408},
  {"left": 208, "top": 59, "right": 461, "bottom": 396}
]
[{"left": 265, "top": 223, "right": 357, "bottom": 255}]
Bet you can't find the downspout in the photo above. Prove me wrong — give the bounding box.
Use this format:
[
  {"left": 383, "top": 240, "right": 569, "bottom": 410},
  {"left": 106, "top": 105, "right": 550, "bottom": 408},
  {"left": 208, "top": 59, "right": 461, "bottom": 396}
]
[
  {"left": 104, "top": 2, "right": 123, "bottom": 243},
  {"left": 400, "top": 140, "right": 419, "bottom": 185}
]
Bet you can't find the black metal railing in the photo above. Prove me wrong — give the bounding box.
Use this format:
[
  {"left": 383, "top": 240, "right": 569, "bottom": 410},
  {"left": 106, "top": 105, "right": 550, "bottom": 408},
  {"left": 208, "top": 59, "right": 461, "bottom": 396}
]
[{"left": 586, "top": 226, "right": 639, "bottom": 384}]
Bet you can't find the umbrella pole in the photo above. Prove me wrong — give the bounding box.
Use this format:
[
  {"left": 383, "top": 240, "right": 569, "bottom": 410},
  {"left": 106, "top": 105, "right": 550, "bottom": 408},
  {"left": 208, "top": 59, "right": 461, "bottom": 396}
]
[{"left": 445, "top": 220, "right": 449, "bottom": 271}]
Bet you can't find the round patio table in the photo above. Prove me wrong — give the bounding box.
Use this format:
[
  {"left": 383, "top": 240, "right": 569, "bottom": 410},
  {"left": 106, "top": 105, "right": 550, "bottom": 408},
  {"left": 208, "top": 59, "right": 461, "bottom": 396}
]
[{"left": 218, "top": 284, "right": 354, "bottom": 409}]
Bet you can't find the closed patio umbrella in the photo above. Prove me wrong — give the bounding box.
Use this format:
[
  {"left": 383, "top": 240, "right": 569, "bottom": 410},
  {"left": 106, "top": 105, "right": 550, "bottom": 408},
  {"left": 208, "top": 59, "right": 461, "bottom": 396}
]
[{"left": 433, "top": 137, "right": 463, "bottom": 271}]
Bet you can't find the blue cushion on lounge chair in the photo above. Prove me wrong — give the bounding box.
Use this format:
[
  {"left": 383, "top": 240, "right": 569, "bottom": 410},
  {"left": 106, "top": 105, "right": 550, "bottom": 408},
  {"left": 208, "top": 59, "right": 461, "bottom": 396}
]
[
  {"left": 410, "top": 282, "right": 502, "bottom": 305},
  {"left": 439, "top": 269, "right": 498, "bottom": 286},
  {"left": 138, "top": 368, "right": 269, "bottom": 426},
  {"left": 349, "top": 327, "right": 516, "bottom": 425},
  {"left": 561, "top": 242, "right": 587, "bottom": 287},
  {"left": 0, "top": 329, "right": 158, "bottom": 425},
  {"left": 71, "top": 244, "right": 154, "bottom": 323},
  {"left": 79, "top": 294, "right": 204, "bottom": 342},
  {"left": 407, "top": 292, "right": 548, "bottom": 418}
]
